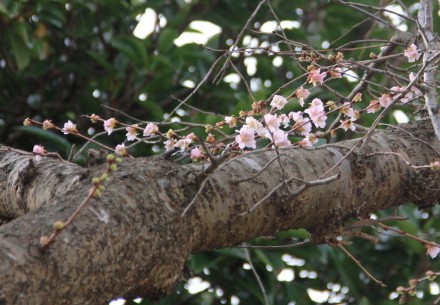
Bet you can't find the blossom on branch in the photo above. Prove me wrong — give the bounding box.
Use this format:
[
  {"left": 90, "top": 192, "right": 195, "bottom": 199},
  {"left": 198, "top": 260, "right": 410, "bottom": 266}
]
[
  {"left": 42, "top": 120, "right": 55, "bottom": 130},
  {"left": 265, "top": 129, "right": 291, "bottom": 148},
  {"left": 295, "top": 87, "right": 310, "bottom": 107},
  {"left": 104, "top": 118, "right": 117, "bottom": 135},
  {"left": 62, "top": 120, "right": 78, "bottom": 134},
  {"left": 404, "top": 44, "right": 421, "bottom": 62},
  {"left": 143, "top": 123, "right": 158, "bottom": 137},
  {"left": 378, "top": 94, "right": 393, "bottom": 108},
  {"left": 270, "top": 95, "right": 288, "bottom": 110},
  {"left": 264, "top": 113, "right": 281, "bottom": 132},
  {"left": 115, "top": 144, "right": 127, "bottom": 156},
  {"left": 426, "top": 244, "right": 440, "bottom": 259},
  {"left": 33, "top": 145, "right": 46, "bottom": 161},
  {"left": 304, "top": 98, "right": 327, "bottom": 128},
  {"left": 235, "top": 126, "right": 256, "bottom": 149},
  {"left": 190, "top": 147, "right": 203, "bottom": 161},
  {"left": 125, "top": 125, "right": 138, "bottom": 141},
  {"left": 245, "top": 117, "right": 265, "bottom": 136},
  {"left": 308, "top": 69, "right": 326, "bottom": 86}
]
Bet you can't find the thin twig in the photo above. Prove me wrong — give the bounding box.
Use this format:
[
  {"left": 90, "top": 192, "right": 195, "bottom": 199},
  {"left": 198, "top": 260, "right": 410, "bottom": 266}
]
[{"left": 336, "top": 243, "right": 386, "bottom": 287}]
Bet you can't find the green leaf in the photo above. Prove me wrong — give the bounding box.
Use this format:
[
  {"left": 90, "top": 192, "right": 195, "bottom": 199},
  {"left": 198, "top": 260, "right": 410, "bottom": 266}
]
[
  {"left": 110, "top": 36, "right": 149, "bottom": 66},
  {"left": 0, "top": 0, "right": 19, "bottom": 18},
  {"left": 157, "top": 28, "right": 179, "bottom": 53},
  {"left": 8, "top": 33, "right": 30, "bottom": 70},
  {"left": 87, "top": 51, "right": 115, "bottom": 73}
]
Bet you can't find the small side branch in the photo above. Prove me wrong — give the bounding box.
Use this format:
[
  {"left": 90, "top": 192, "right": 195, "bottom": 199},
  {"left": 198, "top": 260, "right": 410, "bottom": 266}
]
[{"left": 336, "top": 243, "right": 386, "bottom": 287}]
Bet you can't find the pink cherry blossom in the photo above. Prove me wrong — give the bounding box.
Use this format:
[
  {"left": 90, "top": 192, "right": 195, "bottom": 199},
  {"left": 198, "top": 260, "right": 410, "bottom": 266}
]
[
  {"left": 42, "top": 120, "right": 55, "bottom": 130},
  {"left": 366, "top": 100, "right": 381, "bottom": 114},
  {"left": 62, "top": 120, "right": 77, "bottom": 135},
  {"left": 409, "top": 73, "right": 422, "bottom": 96},
  {"left": 245, "top": 117, "right": 265, "bottom": 136},
  {"left": 298, "top": 135, "right": 317, "bottom": 147},
  {"left": 33, "top": 145, "right": 46, "bottom": 161},
  {"left": 378, "top": 94, "right": 393, "bottom": 108},
  {"left": 404, "top": 44, "right": 421, "bottom": 63},
  {"left": 263, "top": 113, "right": 281, "bottom": 131},
  {"left": 174, "top": 138, "right": 192, "bottom": 151},
  {"left": 289, "top": 111, "right": 312, "bottom": 136},
  {"left": 270, "top": 95, "right": 288, "bottom": 110},
  {"left": 279, "top": 114, "right": 290, "bottom": 128},
  {"left": 426, "top": 244, "right": 440, "bottom": 259},
  {"left": 305, "top": 99, "right": 327, "bottom": 128},
  {"left": 235, "top": 126, "right": 256, "bottom": 149},
  {"left": 143, "top": 123, "right": 158, "bottom": 136},
  {"left": 295, "top": 87, "right": 310, "bottom": 107},
  {"left": 390, "top": 86, "right": 413, "bottom": 104},
  {"left": 266, "top": 129, "right": 291, "bottom": 148},
  {"left": 115, "top": 144, "right": 127, "bottom": 156},
  {"left": 90, "top": 113, "right": 101, "bottom": 123},
  {"left": 308, "top": 69, "right": 326, "bottom": 86},
  {"left": 125, "top": 125, "right": 139, "bottom": 141},
  {"left": 190, "top": 147, "right": 203, "bottom": 161},
  {"left": 164, "top": 139, "right": 176, "bottom": 151},
  {"left": 330, "top": 67, "right": 343, "bottom": 78},
  {"left": 104, "top": 118, "right": 117, "bottom": 135},
  {"left": 225, "top": 116, "right": 237, "bottom": 128},
  {"left": 341, "top": 102, "right": 355, "bottom": 117},
  {"left": 340, "top": 118, "right": 356, "bottom": 131}
]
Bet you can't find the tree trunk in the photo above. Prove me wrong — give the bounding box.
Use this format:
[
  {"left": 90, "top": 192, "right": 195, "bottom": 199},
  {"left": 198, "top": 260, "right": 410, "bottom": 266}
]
[{"left": 0, "top": 119, "right": 438, "bottom": 305}]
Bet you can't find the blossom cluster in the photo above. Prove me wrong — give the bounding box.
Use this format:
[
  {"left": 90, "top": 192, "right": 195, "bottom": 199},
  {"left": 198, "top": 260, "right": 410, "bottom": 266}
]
[{"left": 26, "top": 44, "right": 423, "bottom": 165}]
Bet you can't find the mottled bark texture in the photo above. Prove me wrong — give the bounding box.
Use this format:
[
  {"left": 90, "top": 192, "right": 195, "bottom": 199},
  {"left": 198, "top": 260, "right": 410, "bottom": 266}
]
[{"left": 0, "top": 119, "right": 439, "bottom": 305}]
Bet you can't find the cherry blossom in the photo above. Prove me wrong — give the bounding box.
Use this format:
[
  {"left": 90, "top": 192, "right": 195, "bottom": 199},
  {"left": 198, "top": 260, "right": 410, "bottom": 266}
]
[
  {"left": 23, "top": 118, "right": 31, "bottom": 126},
  {"left": 225, "top": 116, "right": 237, "bottom": 128},
  {"left": 308, "top": 69, "right": 326, "bottom": 86},
  {"left": 279, "top": 114, "right": 290, "bottom": 128},
  {"left": 329, "top": 67, "right": 343, "bottom": 79},
  {"left": 266, "top": 129, "right": 291, "bottom": 148},
  {"left": 426, "top": 244, "right": 440, "bottom": 259},
  {"left": 390, "top": 86, "right": 413, "bottom": 104},
  {"left": 42, "top": 120, "right": 55, "bottom": 130},
  {"left": 115, "top": 144, "right": 127, "bottom": 156},
  {"left": 404, "top": 44, "right": 421, "bottom": 63},
  {"left": 174, "top": 138, "right": 191, "bottom": 151},
  {"left": 89, "top": 113, "right": 101, "bottom": 123},
  {"left": 289, "top": 111, "right": 312, "bottom": 136},
  {"left": 340, "top": 102, "right": 355, "bottom": 118},
  {"left": 62, "top": 120, "right": 77, "bottom": 134},
  {"left": 164, "top": 139, "right": 176, "bottom": 151},
  {"left": 340, "top": 118, "right": 356, "bottom": 131},
  {"left": 305, "top": 98, "right": 327, "bottom": 128},
  {"left": 409, "top": 73, "right": 422, "bottom": 96},
  {"left": 270, "top": 95, "right": 288, "bottom": 110},
  {"left": 245, "top": 117, "right": 265, "bottom": 136},
  {"left": 33, "top": 145, "right": 46, "bottom": 161},
  {"left": 125, "top": 124, "right": 138, "bottom": 141},
  {"left": 143, "top": 123, "right": 158, "bottom": 136},
  {"left": 190, "top": 147, "right": 203, "bottom": 161},
  {"left": 295, "top": 87, "right": 310, "bottom": 107},
  {"left": 263, "top": 113, "right": 281, "bottom": 131},
  {"left": 298, "top": 135, "right": 317, "bottom": 147},
  {"left": 378, "top": 93, "right": 392, "bottom": 108},
  {"left": 366, "top": 99, "right": 381, "bottom": 113},
  {"left": 235, "top": 126, "right": 256, "bottom": 149},
  {"left": 104, "top": 118, "right": 117, "bottom": 135}
]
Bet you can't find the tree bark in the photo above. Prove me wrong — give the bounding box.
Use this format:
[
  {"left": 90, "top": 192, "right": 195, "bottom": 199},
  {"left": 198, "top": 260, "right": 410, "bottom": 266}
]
[{"left": 0, "top": 119, "right": 439, "bottom": 305}]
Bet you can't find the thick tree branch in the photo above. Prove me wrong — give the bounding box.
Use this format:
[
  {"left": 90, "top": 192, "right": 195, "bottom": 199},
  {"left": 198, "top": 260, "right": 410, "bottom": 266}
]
[{"left": 0, "top": 120, "right": 439, "bottom": 304}]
